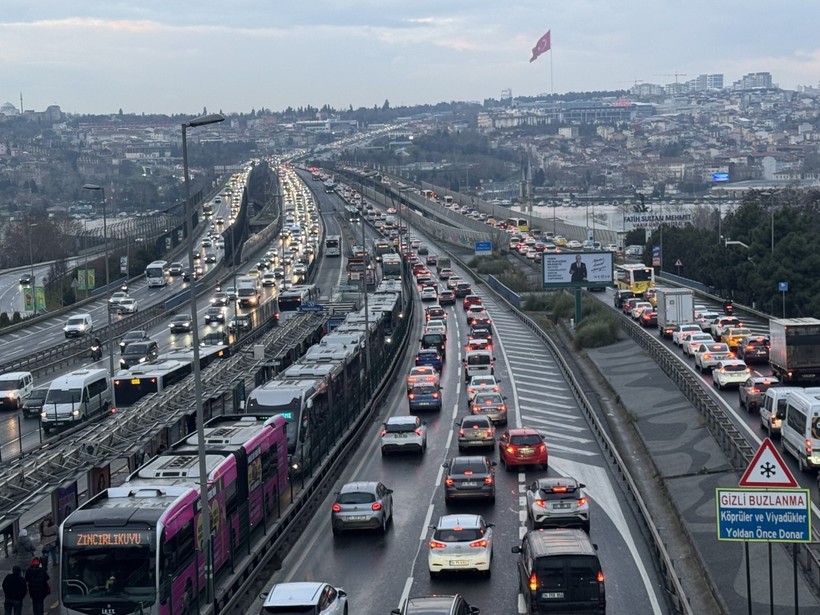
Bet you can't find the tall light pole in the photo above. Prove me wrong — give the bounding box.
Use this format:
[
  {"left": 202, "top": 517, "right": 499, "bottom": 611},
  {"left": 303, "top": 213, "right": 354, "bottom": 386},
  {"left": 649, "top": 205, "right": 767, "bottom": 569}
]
[
  {"left": 27, "top": 222, "right": 37, "bottom": 315},
  {"left": 83, "top": 184, "right": 115, "bottom": 377},
  {"left": 182, "top": 112, "right": 224, "bottom": 607}
]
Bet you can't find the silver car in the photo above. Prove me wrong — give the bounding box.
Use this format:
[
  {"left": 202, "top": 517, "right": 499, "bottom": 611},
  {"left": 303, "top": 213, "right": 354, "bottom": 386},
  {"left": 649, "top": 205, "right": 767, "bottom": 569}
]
[
  {"left": 694, "top": 342, "right": 734, "bottom": 373},
  {"left": 525, "top": 477, "right": 590, "bottom": 532},
  {"left": 331, "top": 481, "right": 393, "bottom": 535},
  {"left": 380, "top": 415, "right": 427, "bottom": 455}
]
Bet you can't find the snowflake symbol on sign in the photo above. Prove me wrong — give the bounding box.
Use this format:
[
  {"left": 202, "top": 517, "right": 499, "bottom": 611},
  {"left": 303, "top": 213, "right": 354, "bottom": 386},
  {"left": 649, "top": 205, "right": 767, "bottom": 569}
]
[{"left": 759, "top": 462, "right": 777, "bottom": 478}]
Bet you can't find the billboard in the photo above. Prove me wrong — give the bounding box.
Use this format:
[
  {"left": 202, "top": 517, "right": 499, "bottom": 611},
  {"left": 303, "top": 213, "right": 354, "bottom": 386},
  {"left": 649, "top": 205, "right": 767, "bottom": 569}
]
[
  {"left": 622, "top": 212, "right": 692, "bottom": 231},
  {"left": 542, "top": 251, "right": 614, "bottom": 289}
]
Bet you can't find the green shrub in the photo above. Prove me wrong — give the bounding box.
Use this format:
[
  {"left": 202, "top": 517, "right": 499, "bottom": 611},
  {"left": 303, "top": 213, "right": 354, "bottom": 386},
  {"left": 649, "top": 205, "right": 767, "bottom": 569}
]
[
  {"left": 548, "top": 291, "right": 576, "bottom": 322},
  {"left": 469, "top": 255, "right": 510, "bottom": 275},
  {"left": 523, "top": 293, "right": 552, "bottom": 311},
  {"left": 0, "top": 313, "right": 9, "bottom": 328},
  {"left": 11, "top": 312, "right": 22, "bottom": 324},
  {"left": 574, "top": 309, "right": 620, "bottom": 348},
  {"left": 496, "top": 269, "right": 533, "bottom": 292}
]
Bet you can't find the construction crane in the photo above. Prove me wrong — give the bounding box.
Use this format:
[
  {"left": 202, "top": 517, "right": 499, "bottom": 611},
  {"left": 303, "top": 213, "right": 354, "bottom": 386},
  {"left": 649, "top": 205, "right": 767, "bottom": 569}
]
[{"left": 655, "top": 72, "right": 688, "bottom": 84}]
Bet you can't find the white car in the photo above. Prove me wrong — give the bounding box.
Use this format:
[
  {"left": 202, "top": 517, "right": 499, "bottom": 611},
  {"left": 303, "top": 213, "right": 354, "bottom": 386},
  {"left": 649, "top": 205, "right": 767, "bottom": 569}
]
[
  {"left": 711, "top": 359, "right": 750, "bottom": 390},
  {"left": 108, "top": 291, "right": 129, "bottom": 306},
  {"left": 630, "top": 302, "right": 653, "bottom": 319},
  {"left": 695, "top": 311, "right": 720, "bottom": 331},
  {"left": 380, "top": 415, "right": 427, "bottom": 455},
  {"left": 428, "top": 514, "right": 493, "bottom": 578},
  {"left": 672, "top": 324, "right": 704, "bottom": 346},
  {"left": 567, "top": 239, "right": 583, "bottom": 249},
  {"left": 406, "top": 366, "right": 440, "bottom": 391},
  {"left": 260, "top": 582, "right": 347, "bottom": 615},
  {"left": 116, "top": 298, "right": 138, "bottom": 314},
  {"left": 424, "top": 322, "right": 447, "bottom": 338},
  {"left": 261, "top": 272, "right": 277, "bottom": 287},
  {"left": 420, "top": 287, "right": 438, "bottom": 302},
  {"left": 694, "top": 342, "right": 734, "bottom": 373},
  {"left": 466, "top": 375, "right": 501, "bottom": 404},
  {"left": 683, "top": 333, "right": 715, "bottom": 357},
  {"left": 293, "top": 264, "right": 307, "bottom": 276}
]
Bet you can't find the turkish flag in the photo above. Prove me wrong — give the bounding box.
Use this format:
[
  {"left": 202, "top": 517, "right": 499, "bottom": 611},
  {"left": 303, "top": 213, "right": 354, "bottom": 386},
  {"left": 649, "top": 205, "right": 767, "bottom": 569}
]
[{"left": 530, "top": 30, "right": 551, "bottom": 63}]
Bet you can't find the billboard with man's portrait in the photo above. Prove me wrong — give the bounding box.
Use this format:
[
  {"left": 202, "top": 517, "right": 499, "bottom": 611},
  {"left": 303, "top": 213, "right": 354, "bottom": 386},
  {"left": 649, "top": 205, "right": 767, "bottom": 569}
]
[{"left": 542, "top": 251, "right": 614, "bottom": 289}]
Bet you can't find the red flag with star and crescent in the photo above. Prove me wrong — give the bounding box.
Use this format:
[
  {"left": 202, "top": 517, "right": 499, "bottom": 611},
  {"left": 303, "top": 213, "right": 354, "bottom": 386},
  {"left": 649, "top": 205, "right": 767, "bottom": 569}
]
[{"left": 530, "top": 30, "right": 551, "bottom": 63}]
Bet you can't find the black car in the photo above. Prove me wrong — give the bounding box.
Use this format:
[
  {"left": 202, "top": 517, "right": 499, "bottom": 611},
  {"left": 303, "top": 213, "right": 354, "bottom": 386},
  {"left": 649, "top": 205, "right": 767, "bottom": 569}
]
[
  {"left": 417, "top": 245, "right": 429, "bottom": 255},
  {"left": 204, "top": 306, "right": 225, "bottom": 324},
  {"left": 438, "top": 290, "right": 456, "bottom": 306},
  {"left": 119, "top": 340, "right": 159, "bottom": 370},
  {"left": 454, "top": 282, "right": 473, "bottom": 298},
  {"left": 169, "top": 314, "right": 193, "bottom": 333},
  {"left": 229, "top": 314, "right": 252, "bottom": 332},
  {"left": 119, "top": 330, "right": 150, "bottom": 354},
  {"left": 442, "top": 456, "right": 496, "bottom": 503},
  {"left": 736, "top": 334, "right": 770, "bottom": 363},
  {"left": 204, "top": 253, "right": 217, "bottom": 264},
  {"left": 19, "top": 273, "right": 34, "bottom": 285},
  {"left": 22, "top": 384, "right": 49, "bottom": 418},
  {"left": 614, "top": 289, "right": 634, "bottom": 308},
  {"left": 420, "top": 332, "right": 446, "bottom": 358}
]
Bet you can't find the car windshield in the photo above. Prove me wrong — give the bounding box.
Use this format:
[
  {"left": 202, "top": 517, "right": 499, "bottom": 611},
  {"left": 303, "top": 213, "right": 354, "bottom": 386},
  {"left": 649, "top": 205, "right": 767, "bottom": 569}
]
[
  {"left": 261, "top": 605, "right": 316, "bottom": 614},
  {"left": 0, "top": 379, "right": 20, "bottom": 389},
  {"left": 411, "top": 385, "right": 437, "bottom": 395},
  {"left": 67, "top": 317, "right": 85, "bottom": 326},
  {"left": 124, "top": 344, "right": 149, "bottom": 355},
  {"left": 45, "top": 389, "right": 81, "bottom": 404},
  {"left": 434, "top": 527, "right": 484, "bottom": 542},
  {"left": 467, "top": 354, "right": 491, "bottom": 366},
  {"left": 722, "top": 364, "right": 747, "bottom": 372},
  {"left": 385, "top": 422, "right": 416, "bottom": 433},
  {"left": 462, "top": 418, "right": 491, "bottom": 429},
  {"left": 337, "top": 492, "right": 375, "bottom": 505},
  {"left": 475, "top": 394, "right": 502, "bottom": 404},
  {"left": 510, "top": 434, "right": 542, "bottom": 446}
]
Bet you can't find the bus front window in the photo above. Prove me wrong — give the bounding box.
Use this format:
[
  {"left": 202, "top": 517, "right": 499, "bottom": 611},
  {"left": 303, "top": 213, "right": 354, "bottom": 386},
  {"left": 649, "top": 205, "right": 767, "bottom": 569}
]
[{"left": 62, "top": 543, "right": 156, "bottom": 611}]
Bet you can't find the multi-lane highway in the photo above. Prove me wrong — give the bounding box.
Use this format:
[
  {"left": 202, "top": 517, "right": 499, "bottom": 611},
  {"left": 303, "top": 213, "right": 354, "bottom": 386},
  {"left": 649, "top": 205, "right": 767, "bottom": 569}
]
[{"left": 243, "top": 177, "right": 670, "bottom": 614}]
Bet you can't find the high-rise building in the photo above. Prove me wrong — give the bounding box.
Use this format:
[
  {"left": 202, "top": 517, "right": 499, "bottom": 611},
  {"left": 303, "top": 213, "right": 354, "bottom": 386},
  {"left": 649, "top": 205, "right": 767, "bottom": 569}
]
[{"left": 733, "top": 72, "right": 773, "bottom": 90}]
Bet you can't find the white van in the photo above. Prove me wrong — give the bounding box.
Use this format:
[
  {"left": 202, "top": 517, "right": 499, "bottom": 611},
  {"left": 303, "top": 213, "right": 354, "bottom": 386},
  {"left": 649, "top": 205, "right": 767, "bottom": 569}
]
[
  {"left": 760, "top": 387, "right": 803, "bottom": 436},
  {"left": 781, "top": 390, "right": 820, "bottom": 471},
  {"left": 41, "top": 368, "right": 111, "bottom": 432},
  {"left": 464, "top": 349, "right": 494, "bottom": 382},
  {"left": 0, "top": 371, "right": 34, "bottom": 409},
  {"left": 63, "top": 313, "right": 93, "bottom": 338}
]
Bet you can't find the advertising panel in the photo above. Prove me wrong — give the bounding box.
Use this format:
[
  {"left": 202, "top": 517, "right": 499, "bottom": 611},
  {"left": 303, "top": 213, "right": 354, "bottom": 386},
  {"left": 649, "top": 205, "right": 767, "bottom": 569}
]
[{"left": 542, "top": 251, "right": 613, "bottom": 289}]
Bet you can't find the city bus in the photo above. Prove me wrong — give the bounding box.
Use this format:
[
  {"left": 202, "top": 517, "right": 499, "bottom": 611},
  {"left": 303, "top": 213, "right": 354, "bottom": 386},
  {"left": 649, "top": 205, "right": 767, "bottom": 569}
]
[
  {"left": 201, "top": 202, "right": 214, "bottom": 217},
  {"left": 58, "top": 416, "right": 288, "bottom": 615},
  {"left": 381, "top": 253, "right": 402, "bottom": 279},
  {"left": 145, "top": 260, "right": 168, "bottom": 288},
  {"left": 325, "top": 235, "right": 341, "bottom": 257},
  {"left": 506, "top": 217, "right": 529, "bottom": 232},
  {"left": 372, "top": 238, "right": 392, "bottom": 262},
  {"left": 615, "top": 263, "right": 656, "bottom": 296},
  {"left": 277, "top": 284, "right": 319, "bottom": 320},
  {"left": 345, "top": 205, "right": 361, "bottom": 222}
]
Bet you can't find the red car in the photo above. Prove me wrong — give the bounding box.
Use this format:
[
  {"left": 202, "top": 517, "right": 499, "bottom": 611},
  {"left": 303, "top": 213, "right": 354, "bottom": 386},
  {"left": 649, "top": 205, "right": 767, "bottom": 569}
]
[
  {"left": 463, "top": 294, "right": 482, "bottom": 311},
  {"left": 412, "top": 264, "right": 428, "bottom": 276},
  {"left": 499, "top": 428, "right": 548, "bottom": 470}
]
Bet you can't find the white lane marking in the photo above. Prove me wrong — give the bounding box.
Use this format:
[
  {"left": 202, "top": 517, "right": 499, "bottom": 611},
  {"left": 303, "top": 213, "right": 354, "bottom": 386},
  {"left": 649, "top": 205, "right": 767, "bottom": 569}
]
[
  {"left": 550, "top": 456, "right": 664, "bottom": 615},
  {"left": 506, "top": 365, "right": 561, "bottom": 376},
  {"left": 518, "top": 399, "right": 576, "bottom": 411},
  {"left": 398, "top": 576, "right": 414, "bottom": 613},
  {"left": 542, "top": 442, "right": 599, "bottom": 457},
  {"left": 522, "top": 415, "right": 589, "bottom": 432},
  {"left": 420, "top": 504, "right": 434, "bottom": 541},
  {"left": 493, "top": 318, "right": 522, "bottom": 429}
]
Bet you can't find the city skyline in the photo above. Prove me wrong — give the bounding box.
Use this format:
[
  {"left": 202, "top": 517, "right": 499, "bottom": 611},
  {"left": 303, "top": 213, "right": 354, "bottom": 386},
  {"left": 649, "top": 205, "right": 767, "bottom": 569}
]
[{"left": 2, "top": 1, "right": 820, "bottom": 115}]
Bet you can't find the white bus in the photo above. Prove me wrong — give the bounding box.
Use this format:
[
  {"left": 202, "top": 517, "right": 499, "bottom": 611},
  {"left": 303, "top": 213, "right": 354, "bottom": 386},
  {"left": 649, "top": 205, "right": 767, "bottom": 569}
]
[
  {"left": 277, "top": 285, "right": 319, "bottom": 321},
  {"left": 145, "top": 260, "right": 168, "bottom": 288},
  {"left": 325, "top": 235, "right": 341, "bottom": 257},
  {"left": 781, "top": 390, "right": 820, "bottom": 471}
]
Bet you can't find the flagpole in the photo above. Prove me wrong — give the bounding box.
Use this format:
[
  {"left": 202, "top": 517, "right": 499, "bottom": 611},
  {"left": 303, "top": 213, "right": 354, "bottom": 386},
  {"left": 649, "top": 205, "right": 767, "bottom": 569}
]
[{"left": 550, "top": 48, "right": 554, "bottom": 95}]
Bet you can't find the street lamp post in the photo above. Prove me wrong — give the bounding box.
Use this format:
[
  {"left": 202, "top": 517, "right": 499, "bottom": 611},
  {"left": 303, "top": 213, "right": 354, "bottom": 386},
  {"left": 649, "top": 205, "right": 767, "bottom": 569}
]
[
  {"left": 82, "top": 184, "right": 115, "bottom": 377},
  {"left": 182, "top": 112, "right": 224, "bottom": 607}
]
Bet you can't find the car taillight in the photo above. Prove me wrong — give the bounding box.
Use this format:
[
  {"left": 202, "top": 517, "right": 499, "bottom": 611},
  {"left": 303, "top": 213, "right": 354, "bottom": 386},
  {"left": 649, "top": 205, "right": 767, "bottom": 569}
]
[
  {"left": 470, "top": 539, "right": 489, "bottom": 548},
  {"left": 415, "top": 428, "right": 424, "bottom": 436},
  {"left": 380, "top": 429, "right": 387, "bottom": 437},
  {"left": 534, "top": 499, "right": 546, "bottom": 507},
  {"left": 746, "top": 345, "right": 754, "bottom": 350},
  {"left": 432, "top": 392, "right": 439, "bottom": 399},
  {"left": 467, "top": 387, "right": 475, "bottom": 394},
  {"left": 499, "top": 404, "right": 506, "bottom": 411},
  {"left": 371, "top": 502, "right": 382, "bottom": 511},
  {"left": 536, "top": 443, "right": 546, "bottom": 452},
  {"left": 458, "top": 429, "right": 465, "bottom": 436},
  {"left": 464, "top": 470, "right": 473, "bottom": 475},
  {"left": 728, "top": 352, "right": 735, "bottom": 358},
  {"left": 704, "top": 353, "right": 712, "bottom": 359},
  {"left": 529, "top": 572, "right": 538, "bottom": 591},
  {"left": 408, "top": 393, "right": 415, "bottom": 400},
  {"left": 597, "top": 571, "right": 605, "bottom": 583},
  {"left": 429, "top": 540, "right": 447, "bottom": 549},
  {"left": 332, "top": 504, "right": 341, "bottom": 512},
  {"left": 805, "top": 438, "right": 812, "bottom": 456},
  {"left": 506, "top": 446, "right": 515, "bottom": 454},
  {"left": 578, "top": 497, "right": 588, "bottom": 507},
  {"left": 483, "top": 475, "right": 493, "bottom": 485},
  {"left": 445, "top": 478, "right": 454, "bottom": 487},
  {"left": 493, "top": 386, "right": 499, "bottom": 392},
  {"left": 720, "top": 368, "right": 726, "bottom": 374}
]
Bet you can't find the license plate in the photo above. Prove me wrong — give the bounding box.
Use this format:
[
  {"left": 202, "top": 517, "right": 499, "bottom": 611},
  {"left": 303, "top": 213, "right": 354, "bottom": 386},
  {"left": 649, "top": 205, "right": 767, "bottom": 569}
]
[
  {"left": 449, "top": 560, "right": 469, "bottom": 566},
  {"left": 552, "top": 502, "right": 571, "bottom": 509},
  {"left": 394, "top": 433, "right": 407, "bottom": 438},
  {"left": 461, "top": 481, "right": 478, "bottom": 487},
  {"left": 519, "top": 448, "right": 534, "bottom": 456},
  {"left": 348, "top": 516, "right": 368, "bottom": 521},
  {"left": 541, "top": 592, "right": 564, "bottom": 599}
]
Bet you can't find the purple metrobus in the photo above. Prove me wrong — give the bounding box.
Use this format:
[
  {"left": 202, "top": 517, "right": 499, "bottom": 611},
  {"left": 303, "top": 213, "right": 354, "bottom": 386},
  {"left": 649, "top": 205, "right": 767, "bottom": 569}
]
[{"left": 59, "top": 414, "right": 288, "bottom": 614}]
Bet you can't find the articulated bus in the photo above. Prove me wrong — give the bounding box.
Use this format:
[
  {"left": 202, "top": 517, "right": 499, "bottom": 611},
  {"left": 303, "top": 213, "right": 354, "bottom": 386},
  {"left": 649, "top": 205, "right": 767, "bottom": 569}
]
[
  {"left": 615, "top": 263, "right": 656, "bottom": 296},
  {"left": 277, "top": 284, "right": 319, "bottom": 320},
  {"left": 381, "top": 253, "right": 402, "bottom": 279},
  {"left": 59, "top": 415, "right": 288, "bottom": 615},
  {"left": 345, "top": 205, "right": 361, "bottom": 222},
  {"left": 506, "top": 217, "right": 529, "bottom": 232},
  {"left": 325, "top": 235, "right": 341, "bottom": 257}
]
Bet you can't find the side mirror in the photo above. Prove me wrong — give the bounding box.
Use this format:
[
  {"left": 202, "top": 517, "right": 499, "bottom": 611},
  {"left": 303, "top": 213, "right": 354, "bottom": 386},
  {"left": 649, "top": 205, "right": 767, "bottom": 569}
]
[
  {"left": 487, "top": 523, "right": 495, "bottom": 528},
  {"left": 441, "top": 462, "right": 449, "bottom": 468},
  {"left": 579, "top": 483, "right": 587, "bottom": 488},
  {"left": 491, "top": 461, "right": 498, "bottom": 467},
  {"left": 422, "top": 421, "right": 427, "bottom": 425},
  {"left": 385, "top": 489, "right": 394, "bottom": 495}
]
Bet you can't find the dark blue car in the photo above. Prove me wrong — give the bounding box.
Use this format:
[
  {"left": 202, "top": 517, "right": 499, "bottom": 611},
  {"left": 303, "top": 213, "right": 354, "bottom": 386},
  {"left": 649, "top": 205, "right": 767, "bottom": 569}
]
[
  {"left": 415, "top": 348, "right": 443, "bottom": 371},
  {"left": 408, "top": 383, "right": 442, "bottom": 411}
]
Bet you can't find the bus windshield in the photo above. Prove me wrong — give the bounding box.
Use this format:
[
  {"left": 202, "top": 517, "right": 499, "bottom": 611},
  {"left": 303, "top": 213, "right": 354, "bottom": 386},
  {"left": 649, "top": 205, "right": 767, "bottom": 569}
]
[
  {"left": 246, "top": 398, "right": 301, "bottom": 451},
  {"left": 632, "top": 268, "right": 653, "bottom": 282},
  {"left": 62, "top": 537, "right": 156, "bottom": 611}
]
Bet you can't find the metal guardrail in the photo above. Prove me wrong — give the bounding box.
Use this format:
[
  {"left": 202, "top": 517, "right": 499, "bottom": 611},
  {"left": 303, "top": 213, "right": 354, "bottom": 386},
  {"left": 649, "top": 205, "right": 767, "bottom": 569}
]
[{"left": 450, "top": 252, "right": 694, "bottom": 615}]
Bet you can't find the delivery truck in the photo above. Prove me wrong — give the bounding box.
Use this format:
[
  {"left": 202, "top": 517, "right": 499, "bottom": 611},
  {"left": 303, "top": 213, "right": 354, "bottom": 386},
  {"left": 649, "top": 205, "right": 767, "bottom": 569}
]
[
  {"left": 655, "top": 287, "right": 695, "bottom": 338},
  {"left": 769, "top": 318, "right": 820, "bottom": 384}
]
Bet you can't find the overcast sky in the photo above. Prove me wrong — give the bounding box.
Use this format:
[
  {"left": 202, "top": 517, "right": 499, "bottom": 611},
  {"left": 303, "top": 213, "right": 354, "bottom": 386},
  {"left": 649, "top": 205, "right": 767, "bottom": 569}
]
[{"left": 3, "top": 1, "right": 820, "bottom": 115}]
